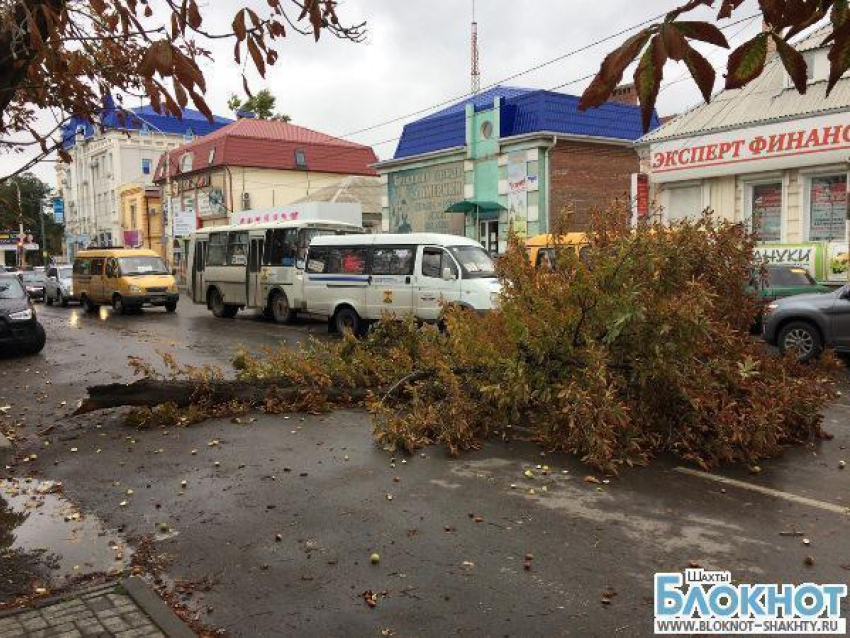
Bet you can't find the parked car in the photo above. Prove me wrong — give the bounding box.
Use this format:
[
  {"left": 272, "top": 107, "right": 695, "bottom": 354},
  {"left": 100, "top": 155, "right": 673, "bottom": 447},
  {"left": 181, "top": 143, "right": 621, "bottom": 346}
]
[
  {"left": 762, "top": 284, "right": 850, "bottom": 361},
  {"left": 751, "top": 265, "right": 831, "bottom": 301},
  {"left": 44, "top": 265, "right": 75, "bottom": 306},
  {"left": 0, "top": 274, "right": 46, "bottom": 355},
  {"left": 19, "top": 270, "right": 46, "bottom": 301}
]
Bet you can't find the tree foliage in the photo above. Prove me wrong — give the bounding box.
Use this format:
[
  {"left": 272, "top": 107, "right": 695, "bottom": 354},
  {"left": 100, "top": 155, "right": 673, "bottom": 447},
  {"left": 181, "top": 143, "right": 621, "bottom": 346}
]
[
  {"left": 0, "top": 0, "right": 365, "bottom": 182},
  {"left": 219, "top": 205, "right": 839, "bottom": 475},
  {"left": 227, "top": 89, "right": 291, "bottom": 122},
  {"left": 581, "top": 1, "right": 850, "bottom": 129},
  {"left": 0, "top": 173, "right": 63, "bottom": 256}
]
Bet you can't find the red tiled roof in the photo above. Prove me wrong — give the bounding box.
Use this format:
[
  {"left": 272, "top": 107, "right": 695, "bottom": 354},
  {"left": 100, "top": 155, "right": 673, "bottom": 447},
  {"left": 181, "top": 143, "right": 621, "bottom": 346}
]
[{"left": 155, "top": 118, "right": 378, "bottom": 180}]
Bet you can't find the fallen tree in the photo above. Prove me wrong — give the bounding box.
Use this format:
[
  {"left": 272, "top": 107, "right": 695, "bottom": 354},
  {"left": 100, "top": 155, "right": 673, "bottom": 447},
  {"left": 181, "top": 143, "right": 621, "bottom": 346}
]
[{"left": 77, "top": 207, "right": 841, "bottom": 474}]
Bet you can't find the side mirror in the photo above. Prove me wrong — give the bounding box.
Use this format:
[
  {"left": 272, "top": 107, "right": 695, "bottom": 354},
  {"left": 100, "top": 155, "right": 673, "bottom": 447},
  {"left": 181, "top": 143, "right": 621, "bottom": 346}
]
[{"left": 442, "top": 267, "right": 456, "bottom": 281}]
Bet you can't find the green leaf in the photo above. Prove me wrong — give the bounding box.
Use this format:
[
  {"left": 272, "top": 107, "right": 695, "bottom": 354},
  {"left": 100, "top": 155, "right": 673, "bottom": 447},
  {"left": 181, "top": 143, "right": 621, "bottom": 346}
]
[
  {"left": 579, "top": 30, "right": 651, "bottom": 111},
  {"left": 633, "top": 36, "right": 666, "bottom": 131},
  {"left": 683, "top": 46, "right": 716, "bottom": 102},
  {"left": 773, "top": 34, "right": 808, "bottom": 94},
  {"left": 674, "top": 21, "right": 730, "bottom": 48},
  {"left": 725, "top": 32, "right": 769, "bottom": 90}
]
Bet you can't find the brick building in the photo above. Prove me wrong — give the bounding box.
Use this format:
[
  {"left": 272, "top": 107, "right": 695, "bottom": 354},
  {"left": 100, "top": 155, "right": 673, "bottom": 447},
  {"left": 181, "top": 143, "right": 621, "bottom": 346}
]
[{"left": 375, "top": 85, "right": 656, "bottom": 253}]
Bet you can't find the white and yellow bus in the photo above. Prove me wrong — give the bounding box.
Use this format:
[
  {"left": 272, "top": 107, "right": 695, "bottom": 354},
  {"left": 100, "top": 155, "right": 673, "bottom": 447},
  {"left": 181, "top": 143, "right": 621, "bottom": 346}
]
[{"left": 186, "top": 220, "right": 363, "bottom": 322}]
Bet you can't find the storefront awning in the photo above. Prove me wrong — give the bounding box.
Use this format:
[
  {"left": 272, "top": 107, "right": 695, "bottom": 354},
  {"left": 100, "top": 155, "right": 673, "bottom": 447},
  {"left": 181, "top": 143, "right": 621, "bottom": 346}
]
[{"left": 445, "top": 200, "right": 506, "bottom": 214}]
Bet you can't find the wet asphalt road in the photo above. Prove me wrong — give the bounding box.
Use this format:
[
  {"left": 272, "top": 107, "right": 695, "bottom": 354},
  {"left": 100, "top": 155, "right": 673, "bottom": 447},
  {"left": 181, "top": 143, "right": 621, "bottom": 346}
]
[{"left": 1, "top": 299, "right": 849, "bottom": 637}]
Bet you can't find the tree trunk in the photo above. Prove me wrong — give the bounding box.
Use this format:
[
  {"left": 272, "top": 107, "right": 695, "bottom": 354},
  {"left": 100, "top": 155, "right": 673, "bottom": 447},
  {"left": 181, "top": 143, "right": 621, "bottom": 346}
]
[{"left": 74, "top": 378, "right": 374, "bottom": 415}]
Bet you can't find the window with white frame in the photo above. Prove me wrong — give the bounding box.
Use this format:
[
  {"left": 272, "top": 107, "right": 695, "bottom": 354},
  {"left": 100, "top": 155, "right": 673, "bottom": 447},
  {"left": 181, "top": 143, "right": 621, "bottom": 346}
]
[
  {"left": 749, "top": 182, "right": 783, "bottom": 243},
  {"left": 807, "top": 174, "right": 847, "bottom": 242},
  {"left": 662, "top": 183, "right": 703, "bottom": 223}
]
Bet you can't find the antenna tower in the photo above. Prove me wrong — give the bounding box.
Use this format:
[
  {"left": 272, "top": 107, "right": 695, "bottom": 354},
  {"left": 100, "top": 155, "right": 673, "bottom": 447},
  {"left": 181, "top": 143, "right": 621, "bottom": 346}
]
[{"left": 471, "top": 0, "right": 480, "bottom": 94}]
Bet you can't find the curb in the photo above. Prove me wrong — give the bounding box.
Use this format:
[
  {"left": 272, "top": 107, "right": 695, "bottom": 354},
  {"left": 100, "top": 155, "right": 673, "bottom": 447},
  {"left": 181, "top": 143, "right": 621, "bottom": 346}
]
[{"left": 121, "top": 576, "right": 196, "bottom": 638}]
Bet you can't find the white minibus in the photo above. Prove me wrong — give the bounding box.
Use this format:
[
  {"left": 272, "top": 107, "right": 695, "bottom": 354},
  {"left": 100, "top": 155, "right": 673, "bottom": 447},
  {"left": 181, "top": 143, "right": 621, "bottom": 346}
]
[
  {"left": 186, "top": 220, "right": 362, "bottom": 322},
  {"left": 303, "top": 233, "right": 501, "bottom": 333}
]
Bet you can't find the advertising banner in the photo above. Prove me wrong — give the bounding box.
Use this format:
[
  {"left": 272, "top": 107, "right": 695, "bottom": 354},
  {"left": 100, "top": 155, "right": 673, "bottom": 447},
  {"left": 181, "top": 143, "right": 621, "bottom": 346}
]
[
  {"left": 122, "top": 230, "right": 141, "bottom": 247},
  {"left": 52, "top": 197, "right": 65, "bottom": 224},
  {"left": 387, "top": 162, "right": 465, "bottom": 234},
  {"left": 507, "top": 152, "right": 528, "bottom": 238}
]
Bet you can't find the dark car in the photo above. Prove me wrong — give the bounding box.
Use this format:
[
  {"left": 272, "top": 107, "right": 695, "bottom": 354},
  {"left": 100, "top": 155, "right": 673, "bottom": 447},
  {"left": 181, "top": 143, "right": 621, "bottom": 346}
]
[
  {"left": 751, "top": 265, "right": 832, "bottom": 301},
  {"left": 19, "top": 270, "right": 46, "bottom": 301},
  {"left": 0, "top": 274, "right": 46, "bottom": 355},
  {"left": 762, "top": 284, "right": 850, "bottom": 361}
]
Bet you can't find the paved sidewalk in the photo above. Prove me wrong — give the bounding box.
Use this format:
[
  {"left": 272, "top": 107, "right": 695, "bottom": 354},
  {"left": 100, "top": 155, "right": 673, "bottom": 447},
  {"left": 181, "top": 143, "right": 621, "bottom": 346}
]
[{"left": 0, "top": 582, "right": 165, "bottom": 638}]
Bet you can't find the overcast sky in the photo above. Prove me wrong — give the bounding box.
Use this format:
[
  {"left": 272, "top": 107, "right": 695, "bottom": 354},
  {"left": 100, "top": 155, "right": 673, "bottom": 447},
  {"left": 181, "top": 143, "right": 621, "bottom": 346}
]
[{"left": 2, "top": 0, "right": 763, "bottom": 187}]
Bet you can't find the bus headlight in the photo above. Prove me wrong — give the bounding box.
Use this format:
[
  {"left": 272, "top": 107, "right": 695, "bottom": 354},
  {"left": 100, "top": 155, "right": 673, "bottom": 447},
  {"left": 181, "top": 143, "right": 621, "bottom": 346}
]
[{"left": 129, "top": 284, "right": 143, "bottom": 294}]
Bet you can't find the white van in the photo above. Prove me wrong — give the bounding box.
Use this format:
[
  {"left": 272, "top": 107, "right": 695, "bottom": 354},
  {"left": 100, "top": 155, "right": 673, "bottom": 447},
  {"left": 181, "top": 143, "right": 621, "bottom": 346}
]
[{"left": 304, "top": 233, "right": 501, "bottom": 333}]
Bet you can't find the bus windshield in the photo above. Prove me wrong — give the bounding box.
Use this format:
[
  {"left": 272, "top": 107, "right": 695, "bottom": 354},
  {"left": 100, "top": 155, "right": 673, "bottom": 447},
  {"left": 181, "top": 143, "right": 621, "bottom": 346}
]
[
  {"left": 448, "top": 245, "right": 497, "bottom": 279},
  {"left": 118, "top": 256, "right": 169, "bottom": 276}
]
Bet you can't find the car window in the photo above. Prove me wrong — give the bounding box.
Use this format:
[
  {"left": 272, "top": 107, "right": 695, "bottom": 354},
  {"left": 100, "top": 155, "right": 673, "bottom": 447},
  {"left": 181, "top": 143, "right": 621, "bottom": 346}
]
[
  {"left": 371, "top": 247, "right": 415, "bottom": 276},
  {"left": 47, "top": 268, "right": 57, "bottom": 278},
  {"left": 422, "top": 247, "right": 458, "bottom": 279},
  {"left": 767, "top": 266, "right": 816, "bottom": 287},
  {"left": 59, "top": 267, "right": 73, "bottom": 279},
  {"left": 21, "top": 272, "right": 44, "bottom": 283},
  {"left": 0, "top": 276, "right": 25, "bottom": 299}
]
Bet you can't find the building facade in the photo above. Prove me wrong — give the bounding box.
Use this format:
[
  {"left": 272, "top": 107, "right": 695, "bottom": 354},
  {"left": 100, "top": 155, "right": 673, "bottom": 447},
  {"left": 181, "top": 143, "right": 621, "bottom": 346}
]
[
  {"left": 636, "top": 26, "right": 850, "bottom": 284},
  {"left": 118, "top": 184, "right": 164, "bottom": 257},
  {"left": 375, "top": 86, "right": 654, "bottom": 254},
  {"left": 56, "top": 100, "right": 231, "bottom": 257},
  {"left": 154, "top": 118, "right": 379, "bottom": 233}
]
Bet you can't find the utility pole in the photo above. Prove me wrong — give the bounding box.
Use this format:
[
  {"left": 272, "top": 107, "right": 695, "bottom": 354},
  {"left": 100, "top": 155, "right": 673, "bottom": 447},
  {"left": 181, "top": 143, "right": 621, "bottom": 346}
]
[
  {"left": 15, "top": 181, "right": 25, "bottom": 270},
  {"left": 846, "top": 159, "right": 850, "bottom": 283},
  {"left": 39, "top": 197, "right": 48, "bottom": 266}
]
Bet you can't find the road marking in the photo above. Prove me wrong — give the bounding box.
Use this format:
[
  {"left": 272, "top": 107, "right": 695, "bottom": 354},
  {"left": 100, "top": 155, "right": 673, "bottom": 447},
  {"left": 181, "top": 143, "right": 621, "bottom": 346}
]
[{"left": 674, "top": 467, "right": 849, "bottom": 515}]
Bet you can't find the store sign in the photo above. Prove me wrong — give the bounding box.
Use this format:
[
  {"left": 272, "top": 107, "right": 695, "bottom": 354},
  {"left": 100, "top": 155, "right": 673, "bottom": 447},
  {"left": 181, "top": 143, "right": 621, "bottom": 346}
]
[
  {"left": 387, "top": 162, "right": 465, "bottom": 234},
  {"left": 631, "top": 173, "right": 650, "bottom": 220},
  {"left": 650, "top": 112, "right": 850, "bottom": 183},
  {"left": 52, "top": 197, "right": 65, "bottom": 224},
  {"left": 754, "top": 244, "right": 820, "bottom": 273},
  {"left": 123, "top": 230, "right": 142, "bottom": 247},
  {"left": 172, "top": 209, "right": 197, "bottom": 237},
  {"left": 231, "top": 202, "right": 363, "bottom": 228},
  {"left": 828, "top": 242, "right": 849, "bottom": 282}
]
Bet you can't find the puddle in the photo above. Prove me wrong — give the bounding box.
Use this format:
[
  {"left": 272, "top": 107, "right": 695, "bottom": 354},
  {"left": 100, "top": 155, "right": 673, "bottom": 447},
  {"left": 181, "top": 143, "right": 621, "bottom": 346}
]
[{"left": 0, "top": 479, "right": 130, "bottom": 599}]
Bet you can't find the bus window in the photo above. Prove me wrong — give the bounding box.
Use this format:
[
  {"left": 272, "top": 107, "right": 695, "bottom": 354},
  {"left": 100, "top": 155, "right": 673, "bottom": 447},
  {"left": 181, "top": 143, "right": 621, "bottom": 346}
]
[
  {"left": 227, "top": 232, "right": 248, "bottom": 266},
  {"left": 266, "top": 229, "right": 298, "bottom": 266},
  {"left": 207, "top": 233, "right": 227, "bottom": 266}
]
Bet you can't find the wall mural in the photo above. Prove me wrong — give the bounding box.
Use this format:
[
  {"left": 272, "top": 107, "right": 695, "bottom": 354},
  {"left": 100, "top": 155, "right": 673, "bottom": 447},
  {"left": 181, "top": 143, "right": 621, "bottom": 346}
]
[{"left": 387, "top": 162, "right": 465, "bottom": 234}]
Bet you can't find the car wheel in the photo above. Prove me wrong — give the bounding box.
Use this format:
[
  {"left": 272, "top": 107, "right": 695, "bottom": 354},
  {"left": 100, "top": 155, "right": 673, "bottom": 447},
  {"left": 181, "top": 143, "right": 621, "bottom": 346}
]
[
  {"left": 22, "top": 322, "right": 46, "bottom": 355},
  {"left": 112, "top": 294, "right": 127, "bottom": 315},
  {"left": 778, "top": 321, "right": 823, "bottom": 362},
  {"left": 81, "top": 295, "right": 99, "bottom": 314},
  {"left": 334, "top": 307, "right": 362, "bottom": 336},
  {"left": 270, "top": 291, "right": 294, "bottom": 325},
  {"left": 165, "top": 301, "right": 177, "bottom": 313},
  {"left": 60, "top": 295, "right": 69, "bottom": 308},
  {"left": 46, "top": 292, "right": 54, "bottom": 306}
]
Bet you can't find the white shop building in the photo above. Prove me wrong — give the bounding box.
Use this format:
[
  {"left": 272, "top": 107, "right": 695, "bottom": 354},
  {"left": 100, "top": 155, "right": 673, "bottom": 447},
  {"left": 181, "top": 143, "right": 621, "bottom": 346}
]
[{"left": 636, "top": 26, "right": 849, "bottom": 284}]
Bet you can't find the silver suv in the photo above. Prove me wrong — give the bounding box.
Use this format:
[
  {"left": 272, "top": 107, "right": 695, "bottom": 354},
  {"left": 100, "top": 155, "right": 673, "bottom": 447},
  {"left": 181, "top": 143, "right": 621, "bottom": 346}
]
[
  {"left": 762, "top": 284, "right": 850, "bottom": 361},
  {"left": 44, "top": 265, "right": 75, "bottom": 307}
]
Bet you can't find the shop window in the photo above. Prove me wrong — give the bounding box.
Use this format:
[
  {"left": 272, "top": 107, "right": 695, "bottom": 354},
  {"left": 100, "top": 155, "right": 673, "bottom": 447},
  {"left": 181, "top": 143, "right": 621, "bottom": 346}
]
[
  {"left": 663, "top": 184, "right": 703, "bottom": 223},
  {"left": 371, "top": 247, "right": 415, "bottom": 276},
  {"left": 807, "top": 174, "right": 847, "bottom": 242},
  {"left": 750, "top": 183, "right": 782, "bottom": 243}
]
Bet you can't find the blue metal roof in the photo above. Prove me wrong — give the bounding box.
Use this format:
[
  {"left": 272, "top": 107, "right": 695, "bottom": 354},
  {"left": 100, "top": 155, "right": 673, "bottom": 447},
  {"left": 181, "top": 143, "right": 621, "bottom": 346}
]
[
  {"left": 394, "top": 86, "right": 659, "bottom": 160},
  {"left": 61, "top": 97, "right": 232, "bottom": 149}
]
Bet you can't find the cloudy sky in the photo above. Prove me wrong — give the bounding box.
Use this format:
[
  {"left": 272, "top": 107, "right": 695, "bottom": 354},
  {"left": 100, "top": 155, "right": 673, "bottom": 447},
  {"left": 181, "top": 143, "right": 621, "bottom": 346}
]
[{"left": 2, "top": 0, "right": 763, "bottom": 187}]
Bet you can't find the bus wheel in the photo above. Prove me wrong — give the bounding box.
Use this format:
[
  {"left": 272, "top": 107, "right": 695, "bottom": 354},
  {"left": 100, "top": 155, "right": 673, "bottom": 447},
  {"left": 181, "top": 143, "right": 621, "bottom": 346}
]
[
  {"left": 112, "top": 294, "right": 127, "bottom": 315},
  {"left": 270, "top": 291, "right": 294, "bottom": 325},
  {"left": 334, "top": 307, "right": 362, "bottom": 336},
  {"left": 210, "top": 289, "right": 236, "bottom": 319},
  {"left": 81, "top": 295, "right": 99, "bottom": 314}
]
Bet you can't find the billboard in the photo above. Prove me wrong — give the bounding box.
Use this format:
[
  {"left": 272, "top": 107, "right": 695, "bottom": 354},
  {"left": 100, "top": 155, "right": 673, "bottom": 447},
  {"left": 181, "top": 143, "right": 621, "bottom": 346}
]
[
  {"left": 52, "top": 197, "right": 65, "bottom": 224},
  {"left": 387, "top": 162, "right": 465, "bottom": 234}
]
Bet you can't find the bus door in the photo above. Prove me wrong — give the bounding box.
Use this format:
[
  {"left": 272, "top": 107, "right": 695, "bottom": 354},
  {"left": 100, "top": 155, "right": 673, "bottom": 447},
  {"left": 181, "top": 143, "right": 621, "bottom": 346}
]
[
  {"left": 192, "top": 239, "right": 207, "bottom": 304},
  {"left": 248, "top": 235, "right": 265, "bottom": 308}
]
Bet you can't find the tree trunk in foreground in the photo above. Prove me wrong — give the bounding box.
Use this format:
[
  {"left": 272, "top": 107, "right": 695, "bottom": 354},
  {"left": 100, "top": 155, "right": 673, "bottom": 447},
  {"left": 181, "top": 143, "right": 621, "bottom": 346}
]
[{"left": 74, "top": 378, "right": 373, "bottom": 415}]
